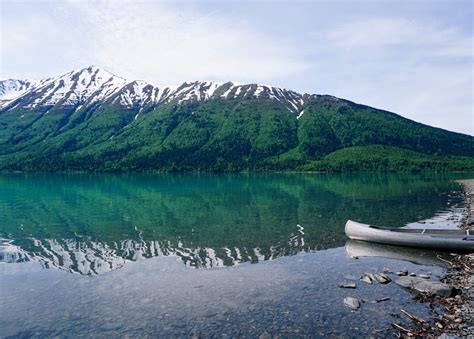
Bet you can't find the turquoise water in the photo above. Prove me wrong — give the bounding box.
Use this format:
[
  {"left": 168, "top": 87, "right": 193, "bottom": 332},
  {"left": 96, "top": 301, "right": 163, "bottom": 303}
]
[{"left": 0, "top": 173, "right": 469, "bottom": 337}]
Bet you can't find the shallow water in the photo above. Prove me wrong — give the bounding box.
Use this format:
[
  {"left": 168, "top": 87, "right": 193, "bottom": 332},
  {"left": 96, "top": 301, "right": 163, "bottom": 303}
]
[{"left": 0, "top": 173, "right": 470, "bottom": 337}]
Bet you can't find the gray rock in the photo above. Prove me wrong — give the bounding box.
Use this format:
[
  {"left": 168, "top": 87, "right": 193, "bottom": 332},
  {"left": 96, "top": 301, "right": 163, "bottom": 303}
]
[
  {"left": 338, "top": 283, "right": 356, "bottom": 289},
  {"left": 396, "top": 270, "right": 408, "bottom": 276},
  {"left": 375, "top": 273, "right": 391, "bottom": 284},
  {"left": 438, "top": 333, "right": 459, "bottom": 339},
  {"left": 343, "top": 297, "right": 360, "bottom": 310},
  {"left": 395, "top": 276, "right": 454, "bottom": 297},
  {"left": 419, "top": 274, "right": 430, "bottom": 279},
  {"left": 367, "top": 273, "right": 377, "bottom": 281},
  {"left": 360, "top": 274, "right": 373, "bottom": 284}
]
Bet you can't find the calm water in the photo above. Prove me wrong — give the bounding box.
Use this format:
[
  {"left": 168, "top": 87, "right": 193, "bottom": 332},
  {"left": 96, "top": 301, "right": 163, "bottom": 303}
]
[{"left": 0, "top": 173, "right": 470, "bottom": 337}]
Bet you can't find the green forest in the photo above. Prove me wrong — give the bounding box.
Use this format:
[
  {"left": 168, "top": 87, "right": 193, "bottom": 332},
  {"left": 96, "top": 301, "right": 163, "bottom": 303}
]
[{"left": 0, "top": 94, "right": 472, "bottom": 172}]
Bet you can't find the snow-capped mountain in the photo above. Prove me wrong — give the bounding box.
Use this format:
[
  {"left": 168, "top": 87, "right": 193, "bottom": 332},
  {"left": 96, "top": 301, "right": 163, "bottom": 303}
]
[
  {"left": 0, "top": 65, "right": 471, "bottom": 173},
  {"left": 0, "top": 79, "right": 38, "bottom": 106},
  {"left": 11, "top": 66, "right": 128, "bottom": 110},
  {"left": 0, "top": 66, "right": 308, "bottom": 118}
]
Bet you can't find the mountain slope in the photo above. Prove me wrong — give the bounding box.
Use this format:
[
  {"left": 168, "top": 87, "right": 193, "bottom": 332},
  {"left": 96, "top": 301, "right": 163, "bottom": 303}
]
[{"left": 0, "top": 66, "right": 472, "bottom": 172}]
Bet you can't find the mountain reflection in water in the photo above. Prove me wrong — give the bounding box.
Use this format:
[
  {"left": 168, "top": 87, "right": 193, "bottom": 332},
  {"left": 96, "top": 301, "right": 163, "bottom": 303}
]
[
  {"left": 0, "top": 173, "right": 467, "bottom": 275},
  {"left": 0, "top": 224, "right": 306, "bottom": 275}
]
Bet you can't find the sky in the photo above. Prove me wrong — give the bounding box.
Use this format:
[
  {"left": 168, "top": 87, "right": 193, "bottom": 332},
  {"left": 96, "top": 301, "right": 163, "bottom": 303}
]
[{"left": 0, "top": 0, "right": 472, "bottom": 135}]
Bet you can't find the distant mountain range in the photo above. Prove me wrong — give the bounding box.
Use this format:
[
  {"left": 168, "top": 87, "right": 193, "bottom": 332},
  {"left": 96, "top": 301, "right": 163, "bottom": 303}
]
[{"left": 0, "top": 66, "right": 472, "bottom": 172}]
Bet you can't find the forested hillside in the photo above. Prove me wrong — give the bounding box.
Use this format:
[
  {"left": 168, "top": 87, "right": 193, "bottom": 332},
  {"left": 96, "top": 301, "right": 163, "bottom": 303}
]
[{"left": 0, "top": 67, "right": 472, "bottom": 172}]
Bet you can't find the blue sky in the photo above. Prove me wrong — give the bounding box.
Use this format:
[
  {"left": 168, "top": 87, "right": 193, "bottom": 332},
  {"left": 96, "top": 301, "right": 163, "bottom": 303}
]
[{"left": 1, "top": 0, "right": 472, "bottom": 134}]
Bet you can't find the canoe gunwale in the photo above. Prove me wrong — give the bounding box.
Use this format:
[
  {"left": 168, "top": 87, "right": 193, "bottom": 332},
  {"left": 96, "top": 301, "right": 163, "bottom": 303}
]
[
  {"left": 369, "top": 225, "right": 469, "bottom": 235},
  {"left": 345, "top": 220, "right": 474, "bottom": 252}
]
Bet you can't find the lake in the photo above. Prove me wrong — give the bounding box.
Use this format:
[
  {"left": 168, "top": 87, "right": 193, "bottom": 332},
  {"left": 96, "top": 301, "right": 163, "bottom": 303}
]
[{"left": 0, "top": 173, "right": 470, "bottom": 337}]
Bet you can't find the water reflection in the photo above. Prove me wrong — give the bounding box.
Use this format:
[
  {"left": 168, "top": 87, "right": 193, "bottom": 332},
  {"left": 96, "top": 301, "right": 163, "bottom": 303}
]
[
  {"left": 0, "top": 224, "right": 305, "bottom": 275},
  {"left": 0, "top": 173, "right": 466, "bottom": 275},
  {"left": 345, "top": 240, "right": 451, "bottom": 267}
]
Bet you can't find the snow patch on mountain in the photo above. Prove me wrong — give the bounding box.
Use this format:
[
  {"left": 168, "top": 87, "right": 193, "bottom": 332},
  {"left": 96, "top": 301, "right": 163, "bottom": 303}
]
[
  {"left": 0, "top": 79, "right": 38, "bottom": 107},
  {"left": 165, "top": 81, "right": 223, "bottom": 104},
  {"left": 25, "top": 66, "right": 127, "bottom": 108},
  {"left": 113, "top": 80, "right": 161, "bottom": 108},
  {"left": 1, "top": 66, "right": 311, "bottom": 120}
]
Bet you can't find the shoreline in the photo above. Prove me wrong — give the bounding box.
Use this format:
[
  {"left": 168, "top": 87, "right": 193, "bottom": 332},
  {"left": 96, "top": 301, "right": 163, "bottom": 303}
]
[
  {"left": 395, "top": 179, "right": 473, "bottom": 337},
  {"left": 447, "top": 179, "right": 474, "bottom": 337},
  {"left": 425, "top": 180, "right": 473, "bottom": 337}
]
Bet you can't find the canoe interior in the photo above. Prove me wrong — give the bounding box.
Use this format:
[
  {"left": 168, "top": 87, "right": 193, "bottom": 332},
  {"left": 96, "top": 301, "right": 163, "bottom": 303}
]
[{"left": 370, "top": 225, "right": 470, "bottom": 235}]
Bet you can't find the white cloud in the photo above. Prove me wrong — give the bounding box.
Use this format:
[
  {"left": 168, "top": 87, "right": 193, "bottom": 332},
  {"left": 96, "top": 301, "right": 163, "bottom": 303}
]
[
  {"left": 308, "top": 17, "right": 473, "bottom": 135},
  {"left": 3, "top": 1, "right": 308, "bottom": 86},
  {"left": 325, "top": 17, "right": 473, "bottom": 58}
]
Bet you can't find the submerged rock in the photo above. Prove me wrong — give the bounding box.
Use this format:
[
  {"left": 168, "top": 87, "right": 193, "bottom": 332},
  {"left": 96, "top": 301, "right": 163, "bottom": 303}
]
[
  {"left": 395, "top": 276, "right": 454, "bottom": 297},
  {"left": 396, "top": 270, "right": 408, "bottom": 276},
  {"left": 360, "top": 274, "right": 373, "bottom": 284},
  {"left": 374, "top": 273, "right": 391, "bottom": 284},
  {"left": 343, "top": 297, "right": 360, "bottom": 310},
  {"left": 338, "top": 283, "right": 356, "bottom": 289},
  {"left": 360, "top": 272, "right": 391, "bottom": 285}
]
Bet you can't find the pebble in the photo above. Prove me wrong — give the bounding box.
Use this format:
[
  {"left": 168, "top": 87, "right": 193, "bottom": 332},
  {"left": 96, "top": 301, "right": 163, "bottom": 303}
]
[
  {"left": 360, "top": 274, "right": 373, "bottom": 284},
  {"left": 339, "top": 283, "right": 356, "bottom": 289},
  {"left": 396, "top": 270, "right": 408, "bottom": 276},
  {"left": 343, "top": 297, "right": 360, "bottom": 310},
  {"left": 375, "top": 274, "right": 391, "bottom": 284}
]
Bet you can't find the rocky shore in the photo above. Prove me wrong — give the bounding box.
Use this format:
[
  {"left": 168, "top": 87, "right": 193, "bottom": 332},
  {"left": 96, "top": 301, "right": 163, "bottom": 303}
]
[
  {"left": 446, "top": 179, "right": 474, "bottom": 337},
  {"left": 390, "top": 179, "right": 474, "bottom": 338},
  {"left": 427, "top": 180, "right": 473, "bottom": 337}
]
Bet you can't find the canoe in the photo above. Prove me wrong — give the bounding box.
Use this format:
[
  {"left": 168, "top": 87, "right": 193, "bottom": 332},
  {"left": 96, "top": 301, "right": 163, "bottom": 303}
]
[{"left": 345, "top": 220, "right": 474, "bottom": 252}]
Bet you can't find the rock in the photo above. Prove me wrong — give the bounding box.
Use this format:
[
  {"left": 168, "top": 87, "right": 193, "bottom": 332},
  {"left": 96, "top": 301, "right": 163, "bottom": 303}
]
[
  {"left": 395, "top": 276, "right": 454, "bottom": 297},
  {"left": 438, "top": 333, "right": 458, "bottom": 339},
  {"left": 396, "top": 270, "right": 408, "bottom": 276},
  {"left": 383, "top": 267, "right": 391, "bottom": 273},
  {"left": 338, "top": 283, "right": 356, "bottom": 289},
  {"left": 343, "top": 297, "right": 360, "bottom": 310},
  {"left": 367, "top": 273, "right": 378, "bottom": 282},
  {"left": 360, "top": 273, "right": 373, "bottom": 284},
  {"left": 418, "top": 274, "right": 430, "bottom": 279},
  {"left": 375, "top": 273, "right": 391, "bottom": 284},
  {"left": 409, "top": 272, "right": 417, "bottom": 277}
]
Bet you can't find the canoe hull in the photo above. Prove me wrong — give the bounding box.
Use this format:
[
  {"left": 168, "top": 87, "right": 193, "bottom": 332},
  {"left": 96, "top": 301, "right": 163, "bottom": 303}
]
[{"left": 345, "top": 220, "right": 474, "bottom": 252}]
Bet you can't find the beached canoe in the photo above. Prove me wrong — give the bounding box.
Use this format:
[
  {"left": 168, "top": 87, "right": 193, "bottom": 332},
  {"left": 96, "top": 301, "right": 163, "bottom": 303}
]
[{"left": 345, "top": 220, "right": 474, "bottom": 251}]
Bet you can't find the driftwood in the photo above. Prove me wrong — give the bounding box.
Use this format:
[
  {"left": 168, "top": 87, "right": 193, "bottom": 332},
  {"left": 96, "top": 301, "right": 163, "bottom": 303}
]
[
  {"left": 401, "top": 309, "right": 427, "bottom": 324},
  {"left": 391, "top": 323, "right": 414, "bottom": 336},
  {"left": 369, "top": 297, "right": 390, "bottom": 304}
]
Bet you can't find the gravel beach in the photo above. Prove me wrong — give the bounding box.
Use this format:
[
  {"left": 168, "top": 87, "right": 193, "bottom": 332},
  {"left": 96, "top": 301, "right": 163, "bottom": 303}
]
[{"left": 449, "top": 180, "right": 474, "bottom": 337}]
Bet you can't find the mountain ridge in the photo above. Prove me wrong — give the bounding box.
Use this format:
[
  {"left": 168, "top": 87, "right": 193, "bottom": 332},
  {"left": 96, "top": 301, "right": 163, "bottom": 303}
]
[
  {"left": 0, "top": 66, "right": 308, "bottom": 117},
  {"left": 0, "top": 66, "right": 472, "bottom": 172}
]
